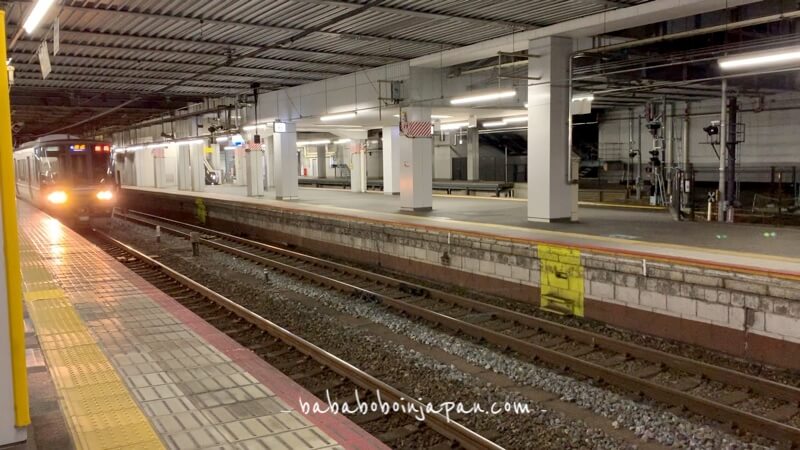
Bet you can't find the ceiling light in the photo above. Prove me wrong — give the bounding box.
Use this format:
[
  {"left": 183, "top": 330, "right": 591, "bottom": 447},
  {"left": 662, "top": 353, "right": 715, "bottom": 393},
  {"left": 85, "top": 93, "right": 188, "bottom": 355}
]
[
  {"left": 483, "top": 121, "right": 507, "bottom": 128},
  {"left": 320, "top": 112, "right": 356, "bottom": 122},
  {"left": 451, "top": 89, "right": 516, "bottom": 105},
  {"left": 216, "top": 136, "right": 229, "bottom": 142},
  {"left": 224, "top": 146, "right": 238, "bottom": 150},
  {"left": 439, "top": 122, "right": 469, "bottom": 131},
  {"left": 243, "top": 124, "right": 266, "bottom": 131},
  {"left": 334, "top": 139, "right": 351, "bottom": 144},
  {"left": 23, "top": 0, "right": 56, "bottom": 34},
  {"left": 393, "top": 114, "right": 451, "bottom": 119},
  {"left": 502, "top": 116, "right": 527, "bottom": 124},
  {"left": 296, "top": 139, "right": 332, "bottom": 146},
  {"left": 572, "top": 94, "right": 594, "bottom": 102},
  {"left": 176, "top": 139, "right": 205, "bottom": 146},
  {"left": 719, "top": 46, "right": 800, "bottom": 70}
]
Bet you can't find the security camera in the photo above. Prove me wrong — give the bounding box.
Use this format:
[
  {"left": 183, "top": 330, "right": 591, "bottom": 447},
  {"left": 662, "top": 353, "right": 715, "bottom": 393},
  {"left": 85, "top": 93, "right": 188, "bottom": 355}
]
[{"left": 703, "top": 120, "right": 720, "bottom": 136}]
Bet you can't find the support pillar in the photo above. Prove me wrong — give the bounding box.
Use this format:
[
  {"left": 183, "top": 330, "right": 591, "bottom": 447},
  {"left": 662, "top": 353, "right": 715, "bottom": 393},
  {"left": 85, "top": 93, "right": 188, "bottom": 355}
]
[
  {"left": 189, "top": 143, "right": 205, "bottom": 192},
  {"left": 233, "top": 148, "right": 246, "bottom": 186},
  {"left": 153, "top": 147, "right": 166, "bottom": 188},
  {"left": 177, "top": 144, "right": 191, "bottom": 191},
  {"left": 467, "top": 115, "right": 479, "bottom": 181},
  {"left": 527, "top": 36, "right": 577, "bottom": 222},
  {"left": 350, "top": 141, "right": 367, "bottom": 193},
  {"left": 246, "top": 148, "right": 265, "bottom": 197},
  {"left": 0, "top": 9, "right": 29, "bottom": 442},
  {"left": 398, "top": 107, "right": 433, "bottom": 211},
  {"left": 274, "top": 123, "right": 298, "bottom": 200},
  {"left": 317, "top": 146, "right": 327, "bottom": 179},
  {"left": 382, "top": 126, "right": 400, "bottom": 195},
  {"left": 265, "top": 138, "right": 275, "bottom": 190}
]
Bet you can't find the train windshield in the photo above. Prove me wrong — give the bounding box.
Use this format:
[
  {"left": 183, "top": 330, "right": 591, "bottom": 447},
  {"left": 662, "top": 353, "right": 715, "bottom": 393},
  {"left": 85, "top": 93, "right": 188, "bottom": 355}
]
[{"left": 39, "top": 144, "right": 112, "bottom": 185}]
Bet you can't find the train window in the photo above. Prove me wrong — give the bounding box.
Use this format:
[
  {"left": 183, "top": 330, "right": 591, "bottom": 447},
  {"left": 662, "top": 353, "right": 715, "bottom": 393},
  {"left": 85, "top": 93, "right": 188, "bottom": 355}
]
[
  {"left": 39, "top": 155, "right": 62, "bottom": 183},
  {"left": 71, "top": 153, "right": 92, "bottom": 184},
  {"left": 92, "top": 150, "right": 111, "bottom": 182}
]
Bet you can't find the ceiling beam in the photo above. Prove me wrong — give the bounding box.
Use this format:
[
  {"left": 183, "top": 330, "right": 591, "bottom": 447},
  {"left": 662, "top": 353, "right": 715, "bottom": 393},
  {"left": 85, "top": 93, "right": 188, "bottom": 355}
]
[
  {"left": 11, "top": 63, "right": 306, "bottom": 88},
  {"left": 9, "top": 3, "right": 459, "bottom": 49},
  {"left": 8, "top": 50, "right": 346, "bottom": 77},
  {"left": 13, "top": 38, "right": 370, "bottom": 73},
  {"left": 286, "top": 0, "right": 541, "bottom": 29},
  {"left": 7, "top": 24, "right": 407, "bottom": 64}
]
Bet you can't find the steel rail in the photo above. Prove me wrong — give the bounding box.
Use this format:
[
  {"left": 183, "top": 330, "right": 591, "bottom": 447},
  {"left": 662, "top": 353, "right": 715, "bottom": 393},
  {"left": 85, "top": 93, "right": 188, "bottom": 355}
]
[
  {"left": 124, "top": 209, "right": 800, "bottom": 403},
  {"left": 92, "top": 229, "right": 503, "bottom": 450},
  {"left": 117, "top": 209, "right": 800, "bottom": 445}
]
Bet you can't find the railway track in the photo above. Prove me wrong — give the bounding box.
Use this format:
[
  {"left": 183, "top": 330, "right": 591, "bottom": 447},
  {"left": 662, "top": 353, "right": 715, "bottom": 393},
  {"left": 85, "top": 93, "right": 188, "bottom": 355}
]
[
  {"left": 114, "top": 209, "right": 800, "bottom": 447},
  {"left": 88, "top": 229, "right": 503, "bottom": 450}
]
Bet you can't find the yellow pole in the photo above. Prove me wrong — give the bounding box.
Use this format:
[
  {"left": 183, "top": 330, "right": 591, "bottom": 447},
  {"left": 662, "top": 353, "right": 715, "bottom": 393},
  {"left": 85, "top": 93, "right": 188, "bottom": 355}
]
[{"left": 0, "top": 10, "right": 30, "bottom": 427}]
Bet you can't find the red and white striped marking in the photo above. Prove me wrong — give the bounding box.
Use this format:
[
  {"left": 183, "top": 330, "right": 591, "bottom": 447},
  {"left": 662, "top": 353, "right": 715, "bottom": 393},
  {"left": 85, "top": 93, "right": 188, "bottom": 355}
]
[{"left": 401, "top": 121, "right": 433, "bottom": 138}]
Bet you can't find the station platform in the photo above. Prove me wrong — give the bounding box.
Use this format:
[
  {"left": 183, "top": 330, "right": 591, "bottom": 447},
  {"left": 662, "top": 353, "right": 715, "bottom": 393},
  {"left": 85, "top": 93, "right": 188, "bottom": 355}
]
[
  {"left": 124, "top": 185, "right": 800, "bottom": 276},
  {"left": 18, "top": 202, "right": 385, "bottom": 450}
]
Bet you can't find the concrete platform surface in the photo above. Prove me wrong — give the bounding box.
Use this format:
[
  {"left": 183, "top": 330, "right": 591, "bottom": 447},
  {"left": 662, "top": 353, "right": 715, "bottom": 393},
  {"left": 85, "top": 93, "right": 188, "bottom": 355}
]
[
  {"left": 17, "top": 201, "right": 385, "bottom": 450},
  {"left": 124, "top": 185, "right": 800, "bottom": 276}
]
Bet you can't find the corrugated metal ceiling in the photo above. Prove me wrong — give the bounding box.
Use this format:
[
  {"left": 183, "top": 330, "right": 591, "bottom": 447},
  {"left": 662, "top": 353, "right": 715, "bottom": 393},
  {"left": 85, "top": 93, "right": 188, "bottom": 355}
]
[{"left": 6, "top": 0, "right": 648, "bottom": 138}]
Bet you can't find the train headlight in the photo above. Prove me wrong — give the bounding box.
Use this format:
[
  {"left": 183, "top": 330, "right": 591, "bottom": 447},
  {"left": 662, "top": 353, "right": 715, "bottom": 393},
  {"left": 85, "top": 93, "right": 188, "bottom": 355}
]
[
  {"left": 47, "top": 191, "right": 68, "bottom": 204},
  {"left": 96, "top": 190, "right": 113, "bottom": 201}
]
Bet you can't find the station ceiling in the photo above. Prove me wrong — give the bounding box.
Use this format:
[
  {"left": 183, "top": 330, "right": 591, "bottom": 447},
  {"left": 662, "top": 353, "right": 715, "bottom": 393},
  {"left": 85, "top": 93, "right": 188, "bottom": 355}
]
[{"left": 6, "top": 0, "right": 648, "bottom": 140}]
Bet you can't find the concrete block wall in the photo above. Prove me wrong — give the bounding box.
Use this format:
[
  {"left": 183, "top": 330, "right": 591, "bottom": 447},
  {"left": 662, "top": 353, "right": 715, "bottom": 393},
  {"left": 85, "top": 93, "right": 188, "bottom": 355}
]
[{"left": 124, "top": 190, "right": 800, "bottom": 369}]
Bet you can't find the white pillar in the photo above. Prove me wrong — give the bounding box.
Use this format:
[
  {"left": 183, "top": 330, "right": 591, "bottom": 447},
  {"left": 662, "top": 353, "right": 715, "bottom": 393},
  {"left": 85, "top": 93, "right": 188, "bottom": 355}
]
[
  {"left": 246, "top": 148, "right": 265, "bottom": 197},
  {"left": 265, "top": 138, "right": 275, "bottom": 190},
  {"left": 527, "top": 36, "right": 577, "bottom": 222},
  {"left": 274, "top": 123, "right": 298, "bottom": 200},
  {"left": 350, "top": 141, "right": 367, "bottom": 193},
  {"left": 233, "top": 148, "right": 246, "bottom": 186},
  {"left": 467, "top": 115, "right": 479, "bottom": 181},
  {"left": 317, "top": 146, "right": 327, "bottom": 179},
  {"left": 153, "top": 147, "right": 166, "bottom": 188},
  {"left": 189, "top": 143, "right": 205, "bottom": 192},
  {"left": 398, "top": 107, "right": 433, "bottom": 211},
  {"left": 177, "top": 144, "right": 191, "bottom": 191},
  {"left": 382, "top": 126, "right": 400, "bottom": 195}
]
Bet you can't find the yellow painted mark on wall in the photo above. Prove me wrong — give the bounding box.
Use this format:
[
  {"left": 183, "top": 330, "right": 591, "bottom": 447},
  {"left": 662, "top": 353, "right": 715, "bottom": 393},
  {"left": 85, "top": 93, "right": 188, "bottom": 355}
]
[
  {"left": 539, "top": 244, "right": 584, "bottom": 317},
  {"left": 21, "top": 260, "right": 164, "bottom": 449}
]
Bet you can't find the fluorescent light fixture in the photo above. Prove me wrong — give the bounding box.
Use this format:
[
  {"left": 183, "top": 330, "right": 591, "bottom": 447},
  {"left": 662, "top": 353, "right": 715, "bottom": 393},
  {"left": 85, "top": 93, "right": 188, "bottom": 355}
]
[
  {"left": 296, "top": 139, "right": 332, "bottom": 146},
  {"left": 216, "top": 136, "right": 229, "bottom": 142},
  {"left": 502, "top": 116, "right": 527, "bottom": 124},
  {"left": 572, "top": 94, "right": 594, "bottom": 102},
  {"left": 393, "top": 114, "right": 452, "bottom": 119},
  {"left": 719, "top": 46, "right": 800, "bottom": 70},
  {"left": 439, "top": 122, "right": 469, "bottom": 131},
  {"left": 127, "top": 145, "right": 144, "bottom": 151},
  {"left": 483, "top": 121, "right": 507, "bottom": 128},
  {"left": 23, "top": 0, "right": 56, "bottom": 34},
  {"left": 224, "top": 146, "right": 238, "bottom": 150},
  {"left": 451, "top": 89, "right": 516, "bottom": 105},
  {"left": 176, "top": 139, "right": 205, "bottom": 146},
  {"left": 320, "top": 112, "right": 356, "bottom": 122},
  {"left": 334, "top": 139, "right": 351, "bottom": 144}
]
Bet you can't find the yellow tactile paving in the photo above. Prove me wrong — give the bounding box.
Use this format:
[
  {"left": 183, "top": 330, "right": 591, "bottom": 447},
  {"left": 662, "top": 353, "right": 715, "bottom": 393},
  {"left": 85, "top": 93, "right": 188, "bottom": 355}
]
[{"left": 21, "top": 248, "right": 165, "bottom": 450}]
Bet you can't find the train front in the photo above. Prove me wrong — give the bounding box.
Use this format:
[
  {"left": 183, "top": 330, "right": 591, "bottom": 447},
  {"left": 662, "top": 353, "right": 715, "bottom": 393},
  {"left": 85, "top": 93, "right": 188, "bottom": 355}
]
[{"left": 41, "top": 142, "right": 116, "bottom": 224}]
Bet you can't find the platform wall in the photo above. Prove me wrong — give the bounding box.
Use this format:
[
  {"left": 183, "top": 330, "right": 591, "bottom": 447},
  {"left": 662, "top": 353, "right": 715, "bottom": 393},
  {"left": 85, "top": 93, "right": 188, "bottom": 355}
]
[{"left": 122, "top": 189, "right": 800, "bottom": 369}]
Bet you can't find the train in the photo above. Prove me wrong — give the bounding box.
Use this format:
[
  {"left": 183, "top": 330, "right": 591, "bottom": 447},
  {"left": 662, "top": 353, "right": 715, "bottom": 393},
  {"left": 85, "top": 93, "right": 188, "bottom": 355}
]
[{"left": 13, "top": 134, "right": 117, "bottom": 225}]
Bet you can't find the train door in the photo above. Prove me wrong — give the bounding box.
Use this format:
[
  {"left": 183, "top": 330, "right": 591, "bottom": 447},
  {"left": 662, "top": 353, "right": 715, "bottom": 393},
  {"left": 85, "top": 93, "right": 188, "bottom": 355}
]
[{"left": 26, "top": 157, "right": 32, "bottom": 198}]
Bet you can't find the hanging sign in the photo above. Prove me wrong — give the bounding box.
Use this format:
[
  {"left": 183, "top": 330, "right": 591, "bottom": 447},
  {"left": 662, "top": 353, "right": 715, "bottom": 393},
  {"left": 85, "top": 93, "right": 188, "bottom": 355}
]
[
  {"left": 53, "top": 17, "right": 60, "bottom": 56},
  {"left": 38, "top": 41, "right": 51, "bottom": 79}
]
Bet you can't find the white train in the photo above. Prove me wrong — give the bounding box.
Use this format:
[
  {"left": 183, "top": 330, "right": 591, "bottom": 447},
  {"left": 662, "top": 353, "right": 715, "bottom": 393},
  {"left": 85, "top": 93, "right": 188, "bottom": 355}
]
[{"left": 13, "top": 135, "right": 117, "bottom": 224}]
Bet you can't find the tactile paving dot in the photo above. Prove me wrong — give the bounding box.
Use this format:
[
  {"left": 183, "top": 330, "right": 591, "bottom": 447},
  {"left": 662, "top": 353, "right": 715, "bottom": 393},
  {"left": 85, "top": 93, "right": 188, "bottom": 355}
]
[
  {"left": 75, "top": 422, "right": 164, "bottom": 449},
  {"left": 38, "top": 331, "right": 96, "bottom": 350},
  {"left": 50, "top": 364, "right": 122, "bottom": 389}
]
